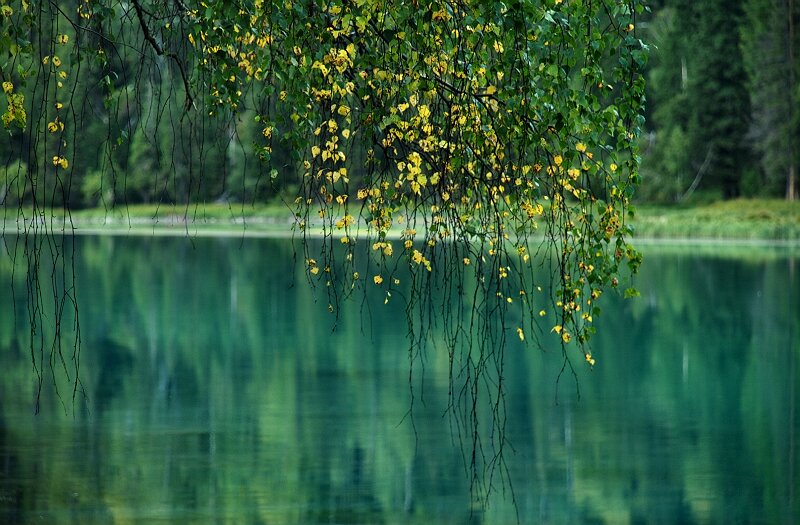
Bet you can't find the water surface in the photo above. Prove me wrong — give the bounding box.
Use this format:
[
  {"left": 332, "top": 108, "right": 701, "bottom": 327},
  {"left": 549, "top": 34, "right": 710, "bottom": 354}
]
[{"left": 0, "top": 235, "right": 797, "bottom": 524}]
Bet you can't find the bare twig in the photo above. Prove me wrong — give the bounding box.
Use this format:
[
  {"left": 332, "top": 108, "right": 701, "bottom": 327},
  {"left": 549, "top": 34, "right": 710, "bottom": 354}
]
[{"left": 131, "top": 0, "right": 194, "bottom": 111}]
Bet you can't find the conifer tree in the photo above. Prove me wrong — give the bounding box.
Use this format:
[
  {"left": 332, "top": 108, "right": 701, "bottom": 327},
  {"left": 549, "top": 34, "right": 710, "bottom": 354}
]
[
  {"left": 689, "top": 0, "right": 751, "bottom": 198},
  {"left": 741, "top": 0, "right": 799, "bottom": 200},
  {"left": 644, "top": 0, "right": 752, "bottom": 200}
]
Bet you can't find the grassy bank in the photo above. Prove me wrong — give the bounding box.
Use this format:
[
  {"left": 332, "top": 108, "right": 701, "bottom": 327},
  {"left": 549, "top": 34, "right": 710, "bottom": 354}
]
[
  {"left": 3, "top": 199, "right": 799, "bottom": 242},
  {"left": 631, "top": 199, "right": 800, "bottom": 242},
  {"left": 2, "top": 202, "right": 299, "bottom": 236}
]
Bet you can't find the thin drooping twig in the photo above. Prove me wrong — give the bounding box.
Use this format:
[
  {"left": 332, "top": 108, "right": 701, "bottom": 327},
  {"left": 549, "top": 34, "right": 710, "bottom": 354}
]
[{"left": 130, "top": 0, "right": 194, "bottom": 111}]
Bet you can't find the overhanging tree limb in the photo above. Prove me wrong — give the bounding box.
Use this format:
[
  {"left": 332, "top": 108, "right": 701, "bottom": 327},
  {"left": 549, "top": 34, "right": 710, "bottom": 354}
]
[
  {"left": 131, "top": 0, "right": 194, "bottom": 111},
  {"left": 1, "top": 0, "right": 648, "bottom": 504}
]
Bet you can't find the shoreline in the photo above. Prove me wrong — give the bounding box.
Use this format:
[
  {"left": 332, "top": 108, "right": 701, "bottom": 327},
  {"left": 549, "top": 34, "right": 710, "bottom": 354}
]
[
  {"left": 3, "top": 221, "right": 798, "bottom": 255},
  {"left": 2, "top": 198, "right": 798, "bottom": 248}
]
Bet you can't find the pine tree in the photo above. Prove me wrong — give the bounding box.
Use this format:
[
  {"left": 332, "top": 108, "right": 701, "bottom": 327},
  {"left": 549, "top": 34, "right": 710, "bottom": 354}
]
[
  {"left": 641, "top": 1, "right": 695, "bottom": 201},
  {"left": 644, "top": 0, "right": 753, "bottom": 200},
  {"left": 688, "top": 0, "right": 752, "bottom": 198},
  {"left": 741, "top": 0, "right": 799, "bottom": 200}
]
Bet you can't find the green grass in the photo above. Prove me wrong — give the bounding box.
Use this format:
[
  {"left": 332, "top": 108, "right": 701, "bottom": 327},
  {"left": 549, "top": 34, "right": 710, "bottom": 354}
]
[
  {"left": 631, "top": 199, "right": 800, "bottom": 243},
  {"left": 2, "top": 201, "right": 300, "bottom": 236},
  {"left": 69, "top": 201, "right": 296, "bottom": 222},
  {"left": 3, "top": 198, "right": 799, "bottom": 243}
]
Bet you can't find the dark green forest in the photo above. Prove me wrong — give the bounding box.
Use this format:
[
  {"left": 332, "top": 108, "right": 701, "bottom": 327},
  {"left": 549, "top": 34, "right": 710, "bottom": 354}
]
[
  {"left": 642, "top": 0, "right": 798, "bottom": 201},
  {"left": 1, "top": 0, "right": 796, "bottom": 209}
]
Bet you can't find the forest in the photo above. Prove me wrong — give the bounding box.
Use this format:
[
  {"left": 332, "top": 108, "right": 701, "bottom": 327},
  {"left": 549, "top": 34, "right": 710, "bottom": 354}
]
[
  {"left": 2, "top": 0, "right": 795, "bottom": 209},
  {"left": 1, "top": 5, "right": 797, "bottom": 521},
  {"left": 642, "top": 0, "right": 798, "bottom": 202}
]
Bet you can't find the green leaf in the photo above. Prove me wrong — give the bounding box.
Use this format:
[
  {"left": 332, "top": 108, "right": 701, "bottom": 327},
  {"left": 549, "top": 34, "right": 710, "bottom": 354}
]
[{"left": 624, "top": 287, "right": 640, "bottom": 299}]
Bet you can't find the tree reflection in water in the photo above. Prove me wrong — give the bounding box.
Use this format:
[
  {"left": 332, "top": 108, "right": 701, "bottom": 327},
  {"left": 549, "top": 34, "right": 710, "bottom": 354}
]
[{"left": 0, "top": 236, "right": 797, "bottom": 524}]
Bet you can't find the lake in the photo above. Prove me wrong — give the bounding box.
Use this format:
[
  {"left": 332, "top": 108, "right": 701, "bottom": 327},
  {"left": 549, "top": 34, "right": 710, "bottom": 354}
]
[{"left": 0, "top": 234, "right": 798, "bottom": 524}]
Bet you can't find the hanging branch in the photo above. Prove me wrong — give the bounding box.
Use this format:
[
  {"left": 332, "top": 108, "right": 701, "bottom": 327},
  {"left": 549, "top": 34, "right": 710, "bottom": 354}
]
[{"left": 131, "top": 0, "right": 194, "bottom": 111}]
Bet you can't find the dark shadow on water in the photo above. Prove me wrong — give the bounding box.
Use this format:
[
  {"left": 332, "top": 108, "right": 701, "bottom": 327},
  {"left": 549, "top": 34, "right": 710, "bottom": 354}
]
[{"left": 92, "top": 337, "right": 134, "bottom": 408}]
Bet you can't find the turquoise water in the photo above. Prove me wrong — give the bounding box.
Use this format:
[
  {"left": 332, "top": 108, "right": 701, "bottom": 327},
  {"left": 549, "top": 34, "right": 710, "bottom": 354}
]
[{"left": 0, "top": 235, "right": 798, "bottom": 524}]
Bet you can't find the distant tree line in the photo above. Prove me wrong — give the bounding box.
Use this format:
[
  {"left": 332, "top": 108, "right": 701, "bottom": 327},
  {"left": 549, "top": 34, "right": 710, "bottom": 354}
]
[
  {"left": 641, "top": 0, "right": 799, "bottom": 202},
  {"left": 1, "top": 1, "right": 796, "bottom": 209},
  {"left": 0, "top": 0, "right": 284, "bottom": 209}
]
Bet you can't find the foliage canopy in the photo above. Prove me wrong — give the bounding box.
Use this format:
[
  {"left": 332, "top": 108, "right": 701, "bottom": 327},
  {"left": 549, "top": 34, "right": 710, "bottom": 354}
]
[{"left": 1, "top": 0, "right": 646, "bottom": 498}]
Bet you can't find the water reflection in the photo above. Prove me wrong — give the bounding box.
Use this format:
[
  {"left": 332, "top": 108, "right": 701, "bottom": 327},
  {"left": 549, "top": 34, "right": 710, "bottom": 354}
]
[{"left": 0, "top": 235, "right": 798, "bottom": 524}]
